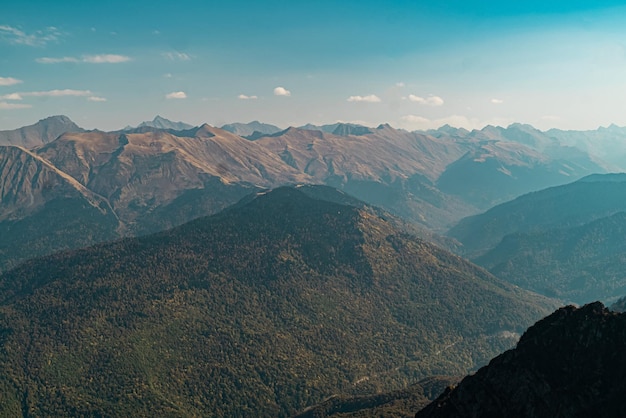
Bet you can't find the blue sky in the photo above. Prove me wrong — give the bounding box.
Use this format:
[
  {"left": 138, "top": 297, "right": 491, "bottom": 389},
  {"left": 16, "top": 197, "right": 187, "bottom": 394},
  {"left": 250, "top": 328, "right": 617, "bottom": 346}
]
[{"left": 2, "top": 0, "right": 626, "bottom": 131}]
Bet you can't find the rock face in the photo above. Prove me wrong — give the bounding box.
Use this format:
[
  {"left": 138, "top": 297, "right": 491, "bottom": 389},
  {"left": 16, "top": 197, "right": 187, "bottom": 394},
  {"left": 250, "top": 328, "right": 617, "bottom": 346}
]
[{"left": 415, "top": 302, "right": 626, "bottom": 418}]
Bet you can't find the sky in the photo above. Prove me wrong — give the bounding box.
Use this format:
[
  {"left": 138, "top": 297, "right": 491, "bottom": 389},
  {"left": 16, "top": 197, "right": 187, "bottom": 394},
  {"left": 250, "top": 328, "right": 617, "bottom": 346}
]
[{"left": 2, "top": 0, "right": 626, "bottom": 131}]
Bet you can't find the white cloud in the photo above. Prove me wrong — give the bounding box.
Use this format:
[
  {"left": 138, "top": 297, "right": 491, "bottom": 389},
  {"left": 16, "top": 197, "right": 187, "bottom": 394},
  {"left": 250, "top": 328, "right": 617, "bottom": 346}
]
[
  {"left": 0, "top": 102, "right": 32, "bottom": 110},
  {"left": 36, "top": 56, "right": 79, "bottom": 64},
  {"left": 274, "top": 87, "right": 291, "bottom": 97},
  {"left": 0, "top": 25, "right": 62, "bottom": 47},
  {"left": 162, "top": 51, "right": 191, "bottom": 61},
  {"left": 0, "top": 77, "right": 23, "bottom": 86},
  {"left": 491, "top": 98, "right": 504, "bottom": 104},
  {"left": 0, "top": 93, "right": 23, "bottom": 100},
  {"left": 347, "top": 94, "right": 381, "bottom": 103},
  {"left": 88, "top": 96, "right": 107, "bottom": 102},
  {"left": 166, "top": 91, "right": 187, "bottom": 99},
  {"left": 1, "top": 89, "right": 93, "bottom": 101},
  {"left": 395, "top": 82, "right": 405, "bottom": 87},
  {"left": 238, "top": 94, "right": 258, "bottom": 100},
  {"left": 408, "top": 94, "right": 444, "bottom": 106},
  {"left": 83, "top": 54, "right": 131, "bottom": 63},
  {"left": 25, "top": 89, "right": 93, "bottom": 97},
  {"left": 36, "top": 55, "right": 130, "bottom": 64}
]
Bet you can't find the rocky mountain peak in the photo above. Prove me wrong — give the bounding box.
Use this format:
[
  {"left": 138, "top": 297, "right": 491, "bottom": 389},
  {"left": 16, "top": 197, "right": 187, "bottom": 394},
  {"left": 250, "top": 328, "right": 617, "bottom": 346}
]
[{"left": 0, "top": 115, "right": 83, "bottom": 148}]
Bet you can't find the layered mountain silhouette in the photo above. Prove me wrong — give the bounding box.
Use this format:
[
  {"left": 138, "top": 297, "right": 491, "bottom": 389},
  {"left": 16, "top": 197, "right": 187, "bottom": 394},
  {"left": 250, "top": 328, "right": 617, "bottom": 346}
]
[
  {"left": 448, "top": 173, "right": 626, "bottom": 257},
  {"left": 0, "top": 186, "right": 556, "bottom": 417},
  {"left": 476, "top": 211, "right": 626, "bottom": 304},
  {"left": 415, "top": 302, "right": 626, "bottom": 418},
  {"left": 447, "top": 174, "right": 626, "bottom": 304}
]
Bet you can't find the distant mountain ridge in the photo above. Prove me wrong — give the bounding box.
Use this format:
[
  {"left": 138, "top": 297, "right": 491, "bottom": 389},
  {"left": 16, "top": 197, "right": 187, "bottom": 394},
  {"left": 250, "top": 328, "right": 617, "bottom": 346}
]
[
  {"left": 0, "top": 115, "right": 83, "bottom": 148},
  {"left": 221, "top": 120, "right": 282, "bottom": 137},
  {"left": 135, "top": 115, "right": 194, "bottom": 130},
  {"left": 447, "top": 173, "right": 626, "bottom": 257}
]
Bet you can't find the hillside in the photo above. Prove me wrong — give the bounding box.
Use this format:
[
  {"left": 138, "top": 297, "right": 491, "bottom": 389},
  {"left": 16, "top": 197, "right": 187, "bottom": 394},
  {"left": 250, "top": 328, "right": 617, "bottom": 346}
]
[
  {"left": 0, "top": 145, "right": 120, "bottom": 271},
  {"left": 447, "top": 174, "right": 626, "bottom": 257},
  {"left": 34, "top": 126, "right": 307, "bottom": 231},
  {"left": 294, "top": 376, "right": 459, "bottom": 418},
  {"left": 0, "top": 187, "right": 557, "bottom": 417},
  {"left": 435, "top": 139, "right": 602, "bottom": 209},
  {"left": 475, "top": 212, "right": 626, "bottom": 304},
  {"left": 254, "top": 125, "right": 474, "bottom": 230},
  {"left": 415, "top": 302, "right": 626, "bottom": 418}
]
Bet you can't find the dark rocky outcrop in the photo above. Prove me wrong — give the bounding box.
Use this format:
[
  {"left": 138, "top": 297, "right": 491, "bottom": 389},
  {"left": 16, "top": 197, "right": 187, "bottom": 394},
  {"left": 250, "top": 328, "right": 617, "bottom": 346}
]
[{"left": 415, "top": 302, "right": 626, "bottom": 418}]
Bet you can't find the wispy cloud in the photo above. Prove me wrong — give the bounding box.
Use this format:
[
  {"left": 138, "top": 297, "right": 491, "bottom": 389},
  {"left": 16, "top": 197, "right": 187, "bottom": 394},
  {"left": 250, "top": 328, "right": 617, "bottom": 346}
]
[
  {"left": 166, "top": 91, "right": 187, "bottom": 99},
  {"left": 238, "top": 94, "right": 258, "bottom": 100},
  {"left": 83, "top": 54, "right": 131, "bottom": 63},
  {"left": 36, "top": 57, "right": 79, "bottom": 64},
  {"left": 0, "top": 102, "right": 32, "bottom": 109},
  {"left": 162, "top": 51, "right": 191, "bottom": 61},
  {"left": 0, "top": 25, "right": 62, "bottom": 47},
  {"left": 88, "top": 96, "right": 107, "bottom": 102},
  {"left": 1, "top": 89, "right": 93, "bottom": 100},
  {"left": 408, "top": 94, "right": 444, "bottom": 106},
  {"left": 36, "top": 54, "right": 131, "bottom": 64},
  {"left": 26, "top": 89, "right": 92, "bottom": 97},
  {"left": 274, "top": 87, "right": 291, "bottom": 97},
  {"left": 0, "top": 77, "right": 23, "bottom": 86},
  {"left": 0, "top": 93, "right": 23, "bottom": 100},
  {"left": 347, "top": 94, "right": 381, "bottom": 103},
  {"left": 491, "top": 98, "right": 504, "bottom": 104}
]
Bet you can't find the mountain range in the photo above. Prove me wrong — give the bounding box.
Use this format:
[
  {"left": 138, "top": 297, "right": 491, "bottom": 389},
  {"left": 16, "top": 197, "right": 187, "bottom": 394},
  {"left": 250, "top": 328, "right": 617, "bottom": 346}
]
[
  {"left": 2, "top": 115, "right": 620, "bottom": 273},
  {"left": 0, "top": 186, "right": 557, "bottom": 417}
]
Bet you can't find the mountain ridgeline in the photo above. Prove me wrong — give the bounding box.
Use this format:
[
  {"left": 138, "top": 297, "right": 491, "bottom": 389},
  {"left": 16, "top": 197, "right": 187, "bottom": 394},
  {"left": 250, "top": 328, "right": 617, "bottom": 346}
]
[
  {"left": 0, "top": 187, "right": 557, "bottom": 417},
  {"left": 0, "top": 116, "right": 621, "bottom": 273}
]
